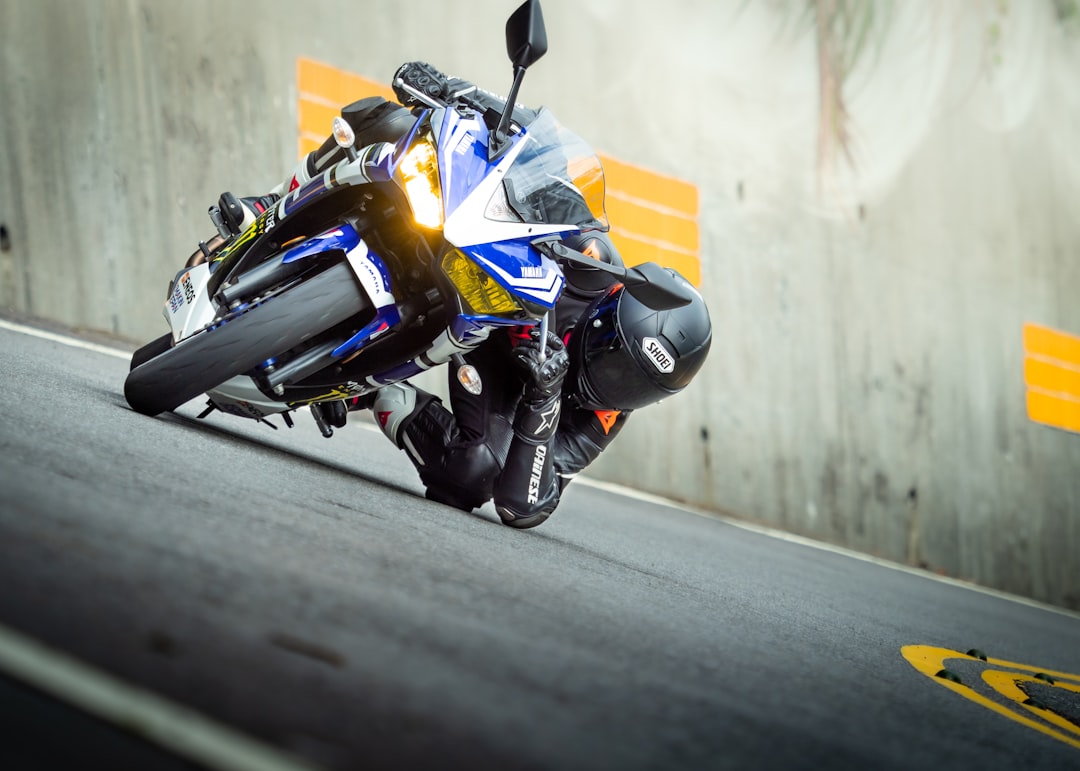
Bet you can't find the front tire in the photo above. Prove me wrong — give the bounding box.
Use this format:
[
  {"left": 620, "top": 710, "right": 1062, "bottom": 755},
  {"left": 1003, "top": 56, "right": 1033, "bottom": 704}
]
[
  {"left": 129, "top": 333, "right": 172, "bottom": 371},
  {"left": 124, "top": 262, "right": 368, "bottom": 416}
]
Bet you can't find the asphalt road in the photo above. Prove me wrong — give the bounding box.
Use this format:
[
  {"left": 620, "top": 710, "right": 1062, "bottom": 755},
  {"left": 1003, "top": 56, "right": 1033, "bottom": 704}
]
[{"left": 1, "top": 316, "right": 1078, "bottom": 770}]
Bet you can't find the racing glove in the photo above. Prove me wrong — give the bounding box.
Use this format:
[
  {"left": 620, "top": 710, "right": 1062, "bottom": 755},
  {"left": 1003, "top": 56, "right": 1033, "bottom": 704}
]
[
  {"left": 392, "top": 61, "right": 539, "bottom": 129},
  {"left": 392, "top": 61, "right": 474, "bottom": 107},
  {"left": 512, "top": 330, "right": 569, "bottom": 405}
]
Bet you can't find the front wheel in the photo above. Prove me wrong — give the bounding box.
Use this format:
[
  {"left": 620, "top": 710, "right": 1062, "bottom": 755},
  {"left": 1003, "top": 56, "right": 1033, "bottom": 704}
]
[
  {"left": 124, "top": 262, "right": 369, "bottom": 416},
  {"left": 129, "top": 333, "right": 172, "bottom": 371}
]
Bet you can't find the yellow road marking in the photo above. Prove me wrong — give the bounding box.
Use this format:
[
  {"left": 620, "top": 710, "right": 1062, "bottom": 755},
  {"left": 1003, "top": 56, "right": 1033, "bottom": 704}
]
[
  {"left": 982, "top": 670, "right": 1080, "bottom": 738},
  {"left": 902, "top": 645, "right": 1080, "bottom": 751}
]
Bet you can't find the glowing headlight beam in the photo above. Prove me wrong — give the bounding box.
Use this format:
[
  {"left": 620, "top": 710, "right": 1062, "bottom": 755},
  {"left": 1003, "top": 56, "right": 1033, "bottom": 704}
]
[{"left": 399, "top": 139, "right": 443, "bottom": 229}]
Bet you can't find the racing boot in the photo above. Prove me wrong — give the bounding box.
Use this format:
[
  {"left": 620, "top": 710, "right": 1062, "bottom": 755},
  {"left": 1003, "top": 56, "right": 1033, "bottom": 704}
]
[
  {"left": 346, "top": 393, "right": 377, "bottom": 412},
  {"left": 371, "top": 383, "right": 440, "bottom": 451},
  {"left": 372, "top": 382, "right": 494, "bottom": 512}
]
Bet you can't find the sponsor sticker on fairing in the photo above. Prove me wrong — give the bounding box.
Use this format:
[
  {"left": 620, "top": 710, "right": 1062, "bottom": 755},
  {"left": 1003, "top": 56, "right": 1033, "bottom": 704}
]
[
  {"left": 181, "top": 273, "right": 195, "bottom": 304},
  {"left": 642, "top": 337, "right": 675, "bottom": 373},
  {"left": 168, "top": 272, "right": 195, "bottom": 314},
  {"left": 168, "top": 282, "right": 184, "bottom": 313}
]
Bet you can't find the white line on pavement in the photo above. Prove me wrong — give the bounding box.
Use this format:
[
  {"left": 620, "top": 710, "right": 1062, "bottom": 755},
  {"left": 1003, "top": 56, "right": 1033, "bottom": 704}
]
[
  {"left": 575, "top": 476, "right": 1080, "bottom": 621},
  {"left": 0, "top": 622, "right": 319, "bottom": 771},
  {"left": 0, "top": 318, "right": 132, "bottom": 360}
]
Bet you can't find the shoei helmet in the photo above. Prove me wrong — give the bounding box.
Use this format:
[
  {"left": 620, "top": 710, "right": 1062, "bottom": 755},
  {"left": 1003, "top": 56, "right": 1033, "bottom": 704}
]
[{"left": 567, "top": 269, "right": 712, "bottom": 410}]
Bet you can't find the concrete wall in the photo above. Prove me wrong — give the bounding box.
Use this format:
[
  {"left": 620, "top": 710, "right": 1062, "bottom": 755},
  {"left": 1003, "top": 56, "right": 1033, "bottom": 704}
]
[{"left": 2, "top": 1, "right": 1077, "bottom": 607}]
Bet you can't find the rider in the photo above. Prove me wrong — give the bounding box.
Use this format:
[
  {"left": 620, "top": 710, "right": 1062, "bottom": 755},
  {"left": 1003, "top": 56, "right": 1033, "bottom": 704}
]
[
  {"left": 211, "top": 63, "right": 713, "bottom": 529},
  {"left": 374, "top": 233, "right": 712, "bottom": 529}
]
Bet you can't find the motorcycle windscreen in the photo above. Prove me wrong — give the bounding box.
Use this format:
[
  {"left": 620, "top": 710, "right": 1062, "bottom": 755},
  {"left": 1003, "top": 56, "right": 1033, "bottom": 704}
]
[{"left": 495, "top": 109, "right": 609, "bottom": 232}]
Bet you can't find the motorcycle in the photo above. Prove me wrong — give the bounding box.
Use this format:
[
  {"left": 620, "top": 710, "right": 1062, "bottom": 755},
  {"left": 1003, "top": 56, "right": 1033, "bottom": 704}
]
[{"left": 124, "top": 0, "right": 692, "bottom": 435}]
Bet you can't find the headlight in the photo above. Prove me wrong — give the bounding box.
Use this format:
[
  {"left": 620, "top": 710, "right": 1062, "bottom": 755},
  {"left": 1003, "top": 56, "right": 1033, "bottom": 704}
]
[
  {"left": 442, "top": 250, "right": 522, "bottom": 315},
  {"left": 397, "top": 135, "right": 444, "bottom": 229}
]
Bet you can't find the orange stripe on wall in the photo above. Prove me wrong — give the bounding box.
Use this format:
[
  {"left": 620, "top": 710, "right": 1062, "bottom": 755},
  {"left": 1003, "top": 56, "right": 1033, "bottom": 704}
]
[
  {"left": 298, "top": 98, "right": 341, "bottom": 140},
  {"left": 606, "top": 194, "right": 699, "bottom": 255},
  {"left": 1023, "top": 322, "right": 1080, "bottom": 434},
  {"left": 1026, "top": 389, "right": 1080, "bottom": 434},
  {"left": 1024, "top": 322, "right": 1080, "bottom": 364},
  {"left": 297, "top": 58, "right": 396, "bottom": 161},
  {"left": 298, "top": 58, "right": 395, "bottom": 108},
  {"left": 611, "top": 231, "right": 701, "bottom": 286},
  {"left": 599, "top": 153, "right": 698, "bottom": 217},
  {"left": 599, "top": 154, "right": 701, "bottom": 283},
  {"left": 1025, "top": 357, "right": 1080, "bottom": 395}
]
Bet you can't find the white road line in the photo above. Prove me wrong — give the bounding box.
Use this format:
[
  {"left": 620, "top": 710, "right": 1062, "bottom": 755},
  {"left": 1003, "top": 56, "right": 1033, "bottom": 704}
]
[
  {"left": 574, "top": 476, "right": 1080, "bottom": 621},
  {"left": 0, "top": 622, "right": 319, "bottom": 771},
  {"left": 2, "top": 318, "right": 319, "bottom": 767},
  {"left": 0, "top": 318, "right": 132, "bottom": 360},
  {"left": 8, "top": 316, "right": 1078, "bottom": 623}
]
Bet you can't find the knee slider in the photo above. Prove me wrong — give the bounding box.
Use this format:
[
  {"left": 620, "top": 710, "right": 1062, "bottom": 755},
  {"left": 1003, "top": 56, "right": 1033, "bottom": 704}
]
[
  {"left": 495, "top": 504, "right": 553, "bottom": 530},
  {"left": 420, "top": 442, "right": 500, "bottom": 510}
]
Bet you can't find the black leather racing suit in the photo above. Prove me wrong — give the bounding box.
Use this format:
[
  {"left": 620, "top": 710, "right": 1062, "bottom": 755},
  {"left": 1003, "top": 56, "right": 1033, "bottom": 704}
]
[{"left": 397, "top": 256, "right": 632, "bottom": 528}]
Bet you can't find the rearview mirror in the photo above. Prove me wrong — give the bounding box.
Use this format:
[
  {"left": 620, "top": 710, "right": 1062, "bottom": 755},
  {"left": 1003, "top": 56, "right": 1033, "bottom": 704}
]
[
  {"left": 544, "top": 241, "right": 695, "bottom": 310},
  {"left": 621, "top": 262, "right": 695, "bottom": 310},
  {"left": 490, "top": 0, "right": 548, "bottom": 161},
  {"left": 506, "top": 0, "right": 548, "bottom": 69}
]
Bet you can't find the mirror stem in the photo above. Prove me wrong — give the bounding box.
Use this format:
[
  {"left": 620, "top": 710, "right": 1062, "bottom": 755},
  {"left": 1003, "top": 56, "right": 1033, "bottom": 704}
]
[
  {"left": 547, "top": 241, "right": 627, "bottom": 280},
  {"left": 489, "top": 65, "right": 527, "bottom": 161}
]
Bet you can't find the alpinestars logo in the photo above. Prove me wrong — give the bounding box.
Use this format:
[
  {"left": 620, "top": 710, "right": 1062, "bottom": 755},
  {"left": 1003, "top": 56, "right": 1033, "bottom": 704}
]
[
  {"left": 527, "top": 445, "right": 547, "bottom": 504},
  {"left": 533, "top": 401, "right": 560, "bottom": 436}
]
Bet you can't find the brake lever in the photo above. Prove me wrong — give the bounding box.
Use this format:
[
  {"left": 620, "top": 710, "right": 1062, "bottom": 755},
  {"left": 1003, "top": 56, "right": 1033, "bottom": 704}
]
[
  {"left": 537, "top": 312, "right": 548, "bottom": 364},
  {"left": 393, "top": 78, "right": 447, "bottom": 109}
]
